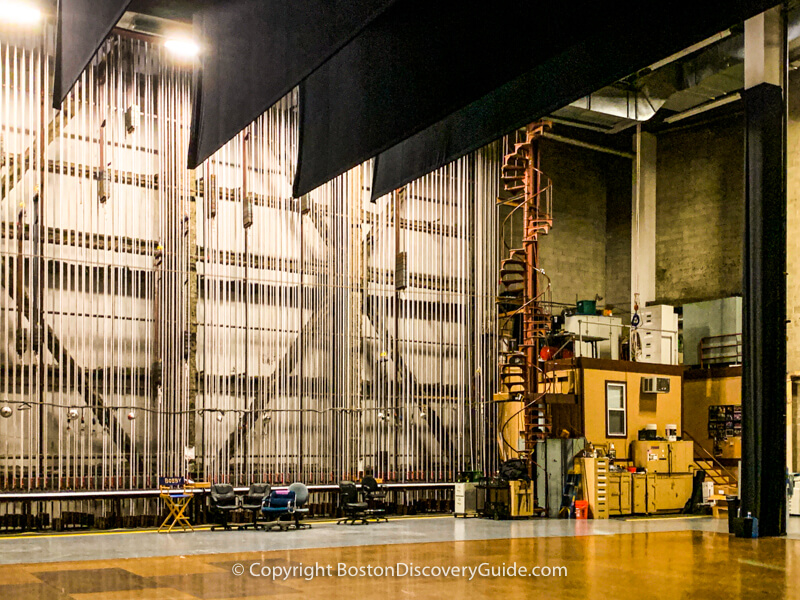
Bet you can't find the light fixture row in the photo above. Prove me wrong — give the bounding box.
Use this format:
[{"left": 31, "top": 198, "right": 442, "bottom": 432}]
[{"left": 0, "top": 2, "right": 200, "bottom": 57}]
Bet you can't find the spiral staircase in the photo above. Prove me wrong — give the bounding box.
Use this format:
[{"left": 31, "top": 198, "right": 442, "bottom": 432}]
[{"left": 497, "top": 121, "right": 554, "bottom": 452}]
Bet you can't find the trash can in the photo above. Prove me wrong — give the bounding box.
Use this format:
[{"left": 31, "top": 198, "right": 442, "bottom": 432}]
[
  {"left": 726, "top": 495, "right": 740, "bottom": 534},
  {"left": 574, "top": 500, "right": 588, "bottom": 519}
]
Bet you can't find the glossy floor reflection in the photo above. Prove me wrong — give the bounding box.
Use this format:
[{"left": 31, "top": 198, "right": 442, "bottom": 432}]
[{"left": 0, "top": 529, "right": 796, "bottom": 599}]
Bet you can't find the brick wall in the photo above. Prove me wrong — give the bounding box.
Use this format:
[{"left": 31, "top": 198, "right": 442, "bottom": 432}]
[
  {"left": 539, "top": 139, "right": 608, "bottom": 307},
  {"left": 605, "top": 157, "right": 632, "bottom": 321},
  {"left": 654, "top": 113, "right": 745, "bottom": 305}
]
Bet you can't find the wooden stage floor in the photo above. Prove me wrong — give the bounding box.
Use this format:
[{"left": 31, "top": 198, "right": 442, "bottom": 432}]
[{"left": 0, "top": 529, "right": 795, "bottom": 599}]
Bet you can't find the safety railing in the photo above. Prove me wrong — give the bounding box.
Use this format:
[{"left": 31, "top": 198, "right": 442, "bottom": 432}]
[{"left": 700, "top": 333, "right": 742, "bottom": 367}]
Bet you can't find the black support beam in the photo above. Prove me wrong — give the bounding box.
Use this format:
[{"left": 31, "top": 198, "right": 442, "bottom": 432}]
[{"left": 741, "top": 82, "right": 787, "bottom": 537}]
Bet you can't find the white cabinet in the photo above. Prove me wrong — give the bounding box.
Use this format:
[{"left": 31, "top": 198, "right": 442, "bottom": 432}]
[{"left": 639, "top": 305, "right": 678, "bottom": 365}]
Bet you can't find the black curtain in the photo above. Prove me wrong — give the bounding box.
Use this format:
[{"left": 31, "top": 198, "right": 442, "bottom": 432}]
[
  {"left": 53, "top": 0, "right": 133, "bottom": 108},
  {"left": 293, "top": 0, "right": 602, "bottom": 197},
  {"left": 370, "top": 0, "right": 772, "bottom": 199},
  {"left": 187, "top": 0, "right": 398, "bottom": 168},
  {"left": 292, "top": 0, "right": 776, "bottom": 198}
]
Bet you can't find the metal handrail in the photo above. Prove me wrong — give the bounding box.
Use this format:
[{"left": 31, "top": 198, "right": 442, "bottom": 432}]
[
  {"left": 0, "top": 482, "right": 455, "bottom": 502},
  {"left": 682, "top": 430, "right": 738, "bottom": 484},
  {"left": 499, "top": 178, "right": 553, "bottom": 255},
  {"left": 699, "top": 333, "right": 742, "bottom": 368}
]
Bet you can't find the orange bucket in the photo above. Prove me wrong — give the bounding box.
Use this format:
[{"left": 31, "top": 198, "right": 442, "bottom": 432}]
[{"left": 574, "top": 500, "right": 589, "bottom": 519}]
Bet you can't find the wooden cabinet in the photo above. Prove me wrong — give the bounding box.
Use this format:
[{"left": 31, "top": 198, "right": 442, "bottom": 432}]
[
  {"left": 578, "top": 457, "right": 609, "bottom": 519},
  {"left": 648, "top": 474, "right": 693, "bottom": 512},
  {"left": 509, "top": 480, "right": 535, "bottom": 517},
  {"left": 608, "top": 472, "right": 632, "bottom": 516},
  {"left": 632, "top": 473, "right": 650, "bottom": 514}
]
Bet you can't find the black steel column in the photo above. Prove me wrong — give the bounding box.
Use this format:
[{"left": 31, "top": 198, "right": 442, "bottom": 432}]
[{"left": 741, "top": 82, "right": 786, "bottom": 537}]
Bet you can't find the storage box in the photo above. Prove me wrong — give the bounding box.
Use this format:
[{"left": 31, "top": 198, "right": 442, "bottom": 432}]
[
  {"left": 719, "top": 437, "right": 741, "bottom": 460},
  {"left": 702, "top": 481, "right": 714, "bottom": 503},
  {"left": 630, "top": 440, "right": 693, "bottom": 473}
]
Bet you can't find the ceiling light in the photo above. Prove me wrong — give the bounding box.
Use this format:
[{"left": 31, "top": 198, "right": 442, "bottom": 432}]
[
  {"left": 164, "top": 38, "right": 199, "bottom": 58},
  {"left": 0, "top": 2, "right": 41, "bottom": 25}
]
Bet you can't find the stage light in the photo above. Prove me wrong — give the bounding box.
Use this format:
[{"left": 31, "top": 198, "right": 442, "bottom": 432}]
[
  {"left": 0, "top": 2, "right": 41, "bottom": 25},
  {"left": 164, "top": 38, "right": 199, "bottom": 58}
]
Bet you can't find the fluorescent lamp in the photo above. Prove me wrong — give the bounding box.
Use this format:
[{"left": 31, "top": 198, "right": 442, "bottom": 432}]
[
  {"left": 0, "top": 1, "right": 41, "bottom": 25},
  {"left": 164, "top": 38, "right": 199, "bottom": 58}
]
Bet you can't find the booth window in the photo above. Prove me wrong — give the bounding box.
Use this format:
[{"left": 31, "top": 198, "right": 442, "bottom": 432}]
[{"left": 605, "top": 381, "right": 627, "bottom": 437}]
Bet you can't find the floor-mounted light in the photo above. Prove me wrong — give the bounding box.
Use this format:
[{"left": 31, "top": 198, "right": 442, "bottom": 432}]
[{"left": 0, "top": 2, "right": 41, "bottom": 26}]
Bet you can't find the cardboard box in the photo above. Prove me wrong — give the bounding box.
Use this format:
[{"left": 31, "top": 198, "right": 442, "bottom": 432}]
[{"left": 719, "top": 437, "right": 741, "bottom": 460}]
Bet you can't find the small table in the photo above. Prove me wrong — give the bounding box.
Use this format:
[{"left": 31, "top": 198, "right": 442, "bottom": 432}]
[{"left": 551, "top": 332, "right": 608, "bottom": 359}]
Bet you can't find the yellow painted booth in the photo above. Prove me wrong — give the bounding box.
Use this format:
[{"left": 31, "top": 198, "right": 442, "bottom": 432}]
[
  {"left": 544, "top": 358, "right": 684, "bottom": 459},
  {"left": 682, "top": 366, "right": 741, "bottom": 459}
]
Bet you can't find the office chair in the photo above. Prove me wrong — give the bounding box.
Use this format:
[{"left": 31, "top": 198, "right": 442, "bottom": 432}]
[
  {"left": 360, "top": 475, "right": 388, "bottom": 522},
  {"left": 261, "top": 488, "right": 297, "bottom": 531},
  {"left": 288, "top": 482, "right": 311, "bottom": 529},
  {"left": 239, "top": 483, "right": 270, "bottom": 530},
  {"left": 209, "top": 484, "right": 237, "bottom": 531},
  {"left": 337, "top": 481, "right": 369, "bottom": 525}
]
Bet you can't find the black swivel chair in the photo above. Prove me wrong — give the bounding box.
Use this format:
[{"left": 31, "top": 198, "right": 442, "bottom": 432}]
[
  {"left": 361, "top": 475, "right": 388, "bottom": 522},
  {"left": 337, "top": 481, "right": 369, "bottom": 525},
  {"left": 239, "top": 484, "right": 270, "bottom": 530},
  {"left": 209, "top": 484, "right": 237, "bottom": 531}
]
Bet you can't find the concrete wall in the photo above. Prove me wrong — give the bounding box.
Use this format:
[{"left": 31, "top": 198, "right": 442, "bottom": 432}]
[
  {"left": 539, "top": 139, "right": 609, "bottom": 307},
  {"left": 605, "top": 157, "right": 632, "bottom": 320},
  {"left": 787, "top": 70, "right": 800, "bottom": 375},
  {"left": 683, "top": 369, "right": 741, "bottom": 458},
  {"left": 654, "top": 114, "right": 745, "bottom": 306}
]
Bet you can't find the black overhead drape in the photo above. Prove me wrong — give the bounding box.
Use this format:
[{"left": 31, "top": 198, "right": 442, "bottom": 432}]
[
  {"left": 370, "top": 0, "right": 777, "bottom": 200},
  {"left": 292, "top": 0, "right": 776, "bottom": 198},
  {"left": 293, "top": 0, "right": 603, "bottom": 197},
  {"left": 187, "top": 0, "right": 398, "bottom": 169},
  {"left": 53, "top": 0, "right": 133, "bottom": 108}
]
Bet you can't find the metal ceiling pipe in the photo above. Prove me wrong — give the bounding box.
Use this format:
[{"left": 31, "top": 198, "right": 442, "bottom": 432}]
[
  {"left": 662, "top": 92, "right": 742, "bottom": 123},
  {"left": 541, "top": 132, "right": 634, "bottom": 159}
]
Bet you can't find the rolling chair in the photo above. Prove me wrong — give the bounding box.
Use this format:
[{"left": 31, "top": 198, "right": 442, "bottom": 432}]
[
  {"left": 261, "top": 488, "right": 297, "bottom": 531},
  {"left": 337, "top": 481, "right": 369, "bottom": 525},
  {"left": 361, "top": 475, "right": 388, "bottom": 522},
  {"left": 208, "top": 484, "right": 237, "bottom": 531},
  {"left": 239, "top": 483, "right": 270, "bottom": 530},
  {"left": 288, "top": 482, "right": 311, "bottom": 529}
]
